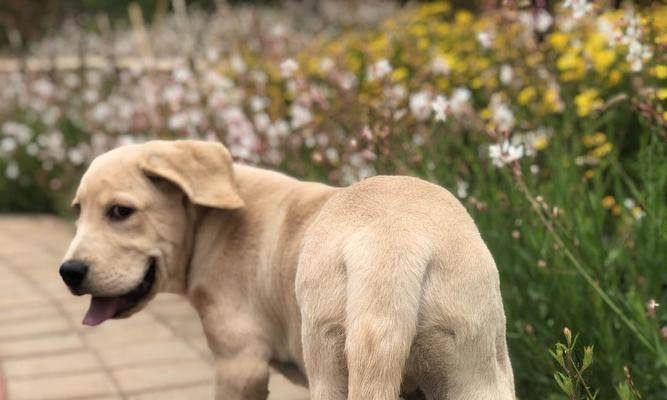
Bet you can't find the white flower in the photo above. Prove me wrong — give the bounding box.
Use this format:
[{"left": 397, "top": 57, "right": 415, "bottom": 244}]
[
  {"left": 290, "top": 104, "right": 312, "bottom": 129},
  {"left": 253, "top": 112, "right": 271, "bottom": 132},
  {"left": 91, "top": 102, "right": 113, "bottom": 123},
  {"left": 280, "top": 58, "right": 299, "bottom": 78},
  {"left": 33, "top": 79, "right": 54, "bottom": 98},
  {"left": 68, "top": 148, "right": 85, "bottom": 165},
  {"left": 367, "top": 59, "right": 392, "bottom": 81},
  {"left": 5, "top": 162, "right": 19, "bottom": 180},
  {"left": 623, "top": 198, "right": 636, "bottom": 209},
  {"left": 1, "top": 137, "right": 16, "bottom": 153},
  {"left": 230, "top": 55, "right": 247, "bottom": 74},
  {"left": 431, "top": 95, "right": 450, "bottom": 122},
  {"left": 250, "top": 96, "right": 270, "bottom": 112},
  {"left": 456, "top": 179, "right": 469, "bottom": 198},
  {"left": 490, "top": 95, "right": 515, "bottom": 132},
  {"left": 319, "top": 57, "right": 334, "bottom": 73},
  {"left": 206, "top": 48, "right": 220, "bottom": 62},
  {"left": 168, "top": 112, "right": 189, "bottom": 130},
  {"left": 476, "top": 31, "right": 493, "bottom": 48},
  {"left": 325, "top": 148, "right": 339, "bottom": 164},
  {"left": 499, "top": 65, "right": 513, "bottom": 85},
  {"left": 511, "top": 128, "right": 551, "bottom": 156},
  {"left": 204, "top": 71, "right": 234, "bottom": 90},
  {"left": 535, "top": 9, "right": 554, "bottom": 32},
  {"left": 164, "top": 85, "right": 184, "bottom": 105},
  {"left": 267, "top": 120, "right": 290, "bottom": 139},
  {"left": 188, "top": 109, "right": 205, "bottom": 127},
  {"left": 85, "top": 71, "right": 102, "bottom": 86},
  {"left": 563, "top": 0, "right": 593, "bottom": 19},
  {"left": 63, "top": 73, "right": 80, "bottom": 88},
  {"left": 489, "top": 140, "right": 524, "bottom": 167},
  {"left": 450, "top": 87, "right": 471, "bottom": 113},
  {"left": 222, "top": 107, "right": 259, "bottom": 160},
  {"left": 431, "top": 56, "right": 450, "bottom": 75},
  {"left": 26, "top": 143, "right": 38, "bottom": 156},
  {"left": 627, "top": 40, "right": 652, "bottom": 72},
  {"left": 173, "top": 67, "right": 192, "bottom": 83},
  {"left": 42, "top": 107, "right": 60, "bottom": 126},
  {"left": 339, "top": 73, "right": 357, "bottom": 90},
  {"left": 409, "top": 91, "right": 432, "bottom": 121},
  {"left": 385, "top": 85, "right": 407, "bottom": 104},
  {"left": 2, "top": 121, "right": 32, "bottom": 143},
  {"left": 83, "top": 88, "right": 99, "bottom": 104}
]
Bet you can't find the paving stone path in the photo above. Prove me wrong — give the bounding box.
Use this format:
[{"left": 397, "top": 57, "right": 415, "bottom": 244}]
[{"left": 0, "top": 215, "right": 309, "bottom": 400}]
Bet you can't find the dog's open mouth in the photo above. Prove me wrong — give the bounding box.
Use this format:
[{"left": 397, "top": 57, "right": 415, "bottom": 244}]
[{"left": 82, "top": 258, "right": 157, "bottom": 326}]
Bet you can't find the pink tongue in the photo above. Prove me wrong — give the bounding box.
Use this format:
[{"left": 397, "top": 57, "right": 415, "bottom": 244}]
[{"left": 82, "top": 297, "right": 121, "bottom": 326}]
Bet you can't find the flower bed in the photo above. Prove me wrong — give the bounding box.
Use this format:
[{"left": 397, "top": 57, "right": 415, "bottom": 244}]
[{"left": 0, "top": 1, "right": 666, "bottom": 398}]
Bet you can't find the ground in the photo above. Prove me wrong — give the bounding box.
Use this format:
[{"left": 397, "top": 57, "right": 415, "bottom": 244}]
[{"left": 0, "top": 215, "right": 310, "bottom": 400}]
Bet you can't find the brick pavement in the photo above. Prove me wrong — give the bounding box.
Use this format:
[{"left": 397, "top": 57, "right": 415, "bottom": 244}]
[{"left": 0, "top": 215, "right": 309, "bottom": 400}]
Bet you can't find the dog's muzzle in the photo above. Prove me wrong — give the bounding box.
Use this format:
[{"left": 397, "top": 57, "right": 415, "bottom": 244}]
[{"left": 81, "top": 257, "right": 157, "bottom": 326}]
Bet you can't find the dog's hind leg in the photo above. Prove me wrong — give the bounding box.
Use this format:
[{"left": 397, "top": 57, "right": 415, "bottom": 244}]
[
  {"left": 296, "top": 250, "right": 348, "bottom": 400},
  {"left": 343, "top": 224, "right": 431, "bottom": 400}
]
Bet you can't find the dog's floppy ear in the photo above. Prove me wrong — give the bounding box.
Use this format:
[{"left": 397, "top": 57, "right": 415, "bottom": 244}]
[{"left": 139, "top": 140, "right": 244, "bottom": 209}]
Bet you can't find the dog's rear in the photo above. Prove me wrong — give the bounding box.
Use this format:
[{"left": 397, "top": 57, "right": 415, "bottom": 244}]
[{"left": 296, "top": 175, "right": 515, "bottom": 400}]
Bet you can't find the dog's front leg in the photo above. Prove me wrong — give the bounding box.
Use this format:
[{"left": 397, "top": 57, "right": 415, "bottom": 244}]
[
  {"left": 195, "top": 302, "right": 271, "bottom": 400},
  {"left": 214, "top": 351, "right": 270, "bottom": 400}
]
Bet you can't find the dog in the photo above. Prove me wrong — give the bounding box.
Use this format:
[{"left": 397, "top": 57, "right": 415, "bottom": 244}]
[{"left": 60, "top": 140, "right": 515, "bottom": 400}]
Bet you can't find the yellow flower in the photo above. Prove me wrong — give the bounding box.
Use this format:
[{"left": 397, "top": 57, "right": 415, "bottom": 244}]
[
  {"left": 575, "top": 89, "right": 603, "bottom": 117},
  {"left": 480, "top": 108, "right": 492, "bottom": 120},
  {"left": 409, "top": 24, "right": 429, "bottom": 38},
  {"left": 527, "top": 53, "right": 543, "bottom": 67},
  {"left": 591, "top": 142, "right": 613, "bottom": 158},
  {"left": 583, "top": 132, "right": 606, "bottom": 147},
  {"left": 592, "top": 50, "right": 616, "bottom": 74},
  {"left": 656, "top": 33, "right": 667, "bottom": 46},
  {"left": 518, "top": 87, "right": 536, "bottom": 105},
  {"left": 369, "top": 35, "right": 389, "bottom": 55},
  {"left": 432, "top": 22, "right": 451, "bottom": 36},
  {"left": 543, "top": 88, "right": 561, "bottom": 112},
  {"left": 454, "top": 10, "right": 473, "bottom": 26},
  {"left": 549, "top": 32, "right": 569, "bottom": 51},
  {"left": 557, "top": 51, "right": 586, "bottom": 81},
  {"left": 533, "top": 135, "right": 548, "bottom": 151},
  {"left": 655, "top": 65, "right": 667, "bottom": 79},
  {"left": 612, "top": 205, "right": 622, "bottom": 216},
  {"left": 609, "top": 70, "right": 622, "bottom": 85},
  {"left": 392, "top": 67, "right": 408, "bottom": 82},
  {"left": 584, "top": 169, "right": 595, "bottom": 180},
  {"left": 435, "top": 77, "right": 450, "bottom": 91},
  {"left": 658, "top": 88, "right": 667, "bottom": 100},
  {"left": 601, "top": 196, "right": 616, "bottom": 209}
]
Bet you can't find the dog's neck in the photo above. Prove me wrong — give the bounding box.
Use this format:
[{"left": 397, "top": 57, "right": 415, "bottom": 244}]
[{"left": 183, "top": 164, "right": 337, "bottom": 316}]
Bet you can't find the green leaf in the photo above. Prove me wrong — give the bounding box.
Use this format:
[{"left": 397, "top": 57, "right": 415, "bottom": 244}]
[{"left": 582, "top": 345, "right": 594, "bottom": 372}]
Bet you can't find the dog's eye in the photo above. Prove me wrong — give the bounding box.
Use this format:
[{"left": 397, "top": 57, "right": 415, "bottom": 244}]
[{"left": 107, "top": 205, "right": 135, "bottom": 221}]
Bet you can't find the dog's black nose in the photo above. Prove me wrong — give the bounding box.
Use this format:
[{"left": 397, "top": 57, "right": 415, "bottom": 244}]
[{"left": 59, "top": 260, "right": 89, "bottom": 290}]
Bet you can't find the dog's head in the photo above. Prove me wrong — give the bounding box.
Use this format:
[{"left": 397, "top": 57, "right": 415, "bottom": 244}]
[{"left": 60, "top": 140, "right": 244, "bottom": 326}]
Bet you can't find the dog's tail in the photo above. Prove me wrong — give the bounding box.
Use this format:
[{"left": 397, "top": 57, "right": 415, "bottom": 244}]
[{"left": 342, "top": 223, "right": 431, "bottom": 400}]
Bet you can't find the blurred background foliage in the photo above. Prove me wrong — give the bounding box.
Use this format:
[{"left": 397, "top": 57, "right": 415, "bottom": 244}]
[{"left": 0, "top": 0, "right": 666, "bottom": 399}]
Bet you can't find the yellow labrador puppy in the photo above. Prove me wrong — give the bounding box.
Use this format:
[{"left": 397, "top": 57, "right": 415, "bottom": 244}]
[{"left": 60, "top": 140, "right": 515, "bottom": 400}]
